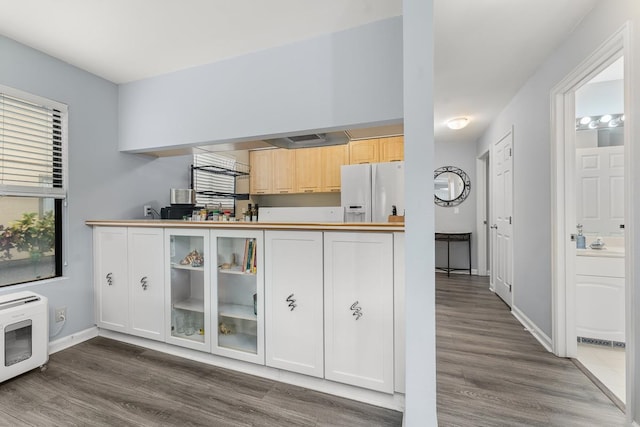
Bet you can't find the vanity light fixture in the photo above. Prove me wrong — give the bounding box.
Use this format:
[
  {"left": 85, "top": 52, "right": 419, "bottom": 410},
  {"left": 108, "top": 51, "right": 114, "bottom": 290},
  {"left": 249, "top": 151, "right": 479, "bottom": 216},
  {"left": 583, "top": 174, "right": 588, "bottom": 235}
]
[
  {"left": 576, "top": 113, "right": 624, "bottom": 130},
  {"left": 446, "top": 117, "right": 470, "bottom": 130}
]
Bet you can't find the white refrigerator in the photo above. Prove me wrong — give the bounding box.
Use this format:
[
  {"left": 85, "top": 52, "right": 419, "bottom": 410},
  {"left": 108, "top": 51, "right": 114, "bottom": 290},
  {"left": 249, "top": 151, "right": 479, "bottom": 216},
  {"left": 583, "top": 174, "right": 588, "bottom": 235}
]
[{"left": 341, "top": 161, "right": 404, "bottom": 222}]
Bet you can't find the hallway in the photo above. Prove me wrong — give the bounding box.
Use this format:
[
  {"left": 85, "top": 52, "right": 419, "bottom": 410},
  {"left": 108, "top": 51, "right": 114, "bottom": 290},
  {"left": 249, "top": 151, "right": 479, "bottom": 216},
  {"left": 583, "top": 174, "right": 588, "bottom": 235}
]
[{"left": 435, "top": 273, "right": 626, "bottom": 426}]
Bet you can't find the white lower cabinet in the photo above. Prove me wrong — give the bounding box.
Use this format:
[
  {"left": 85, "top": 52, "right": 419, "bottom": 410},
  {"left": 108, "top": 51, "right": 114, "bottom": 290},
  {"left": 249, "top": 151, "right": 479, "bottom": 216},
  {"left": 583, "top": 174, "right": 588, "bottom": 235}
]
[
  {"left": 94, "top": 225, "right": 402, "bottom": 395},
  {"left": 94, "top": 227, "right": 129, "bottom": 333},
  {"left": 211, "top": 229, "right": 264, "bottom": 364},
  {"left": 94, "top": 227, "right": 165, "bottom": 341},
  {"left": 323, "top": 232, "right": 394, "bottom": 393},
  {"left": 165, "top": 229, "right": 211, "bottom": 352},
  {"left": 575, "top": 256, "right": 625, "bottom": 343},
  {"left": 128, "top": 228, "right": 165, "bottom": 341},
  {"left": 265, "top": 231, "right": 324, "bottom": 378}
]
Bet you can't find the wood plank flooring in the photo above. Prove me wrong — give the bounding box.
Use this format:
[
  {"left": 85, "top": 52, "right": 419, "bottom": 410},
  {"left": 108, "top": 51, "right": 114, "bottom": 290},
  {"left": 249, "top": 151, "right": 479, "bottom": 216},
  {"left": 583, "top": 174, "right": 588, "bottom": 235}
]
[
  {"left": 0, "top": 337, "right": 402, "bottom": 426},
  {"left": 436, "top": 273, "right": 626, "bottom": 426},
  {"left": 0, "top": 273, "right": 627, "bottom": 426}
]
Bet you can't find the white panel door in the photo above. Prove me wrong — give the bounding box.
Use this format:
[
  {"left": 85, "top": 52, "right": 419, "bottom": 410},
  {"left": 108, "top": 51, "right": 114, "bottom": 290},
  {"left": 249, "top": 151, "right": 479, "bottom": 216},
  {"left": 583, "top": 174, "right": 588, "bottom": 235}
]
[
  {"left": 492, "top": 131, "right": 514, "bottom": 306},
  {"left": 576, "top": 146, "right": 625, "bottom": 234},
  {"left": 94, "top": 227, "right": 129, "bottom": 332},
  {"left": 265, "top": 231, "right": 324, "bottom": 377},
  {"left": 128, "top": 227, "right": 165, "bottom": 341},
  {"left": 324, "top": 232, "right": 394, "bottom": 393}
]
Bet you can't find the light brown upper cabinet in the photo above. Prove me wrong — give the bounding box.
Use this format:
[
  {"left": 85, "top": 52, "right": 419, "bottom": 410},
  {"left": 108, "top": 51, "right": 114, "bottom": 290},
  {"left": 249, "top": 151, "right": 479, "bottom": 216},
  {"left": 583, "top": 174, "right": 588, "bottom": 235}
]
[
  {"left": 272, "top": 149, "right": 296, "bottom": 194},
  {"left": 321, "top": 145, "right": 349, "bottom": 192},
  {"left": 349, "top": 139, "right": 379, "bottom": 164},
  {"left": 295, "top": 147, "right": 323, "bottom": 193},
  {"left": 249, "top": 149, "right": 273, "bottom": 194},
  {"left": 379, "top": 136, "right": 404, "bottom": 162}
]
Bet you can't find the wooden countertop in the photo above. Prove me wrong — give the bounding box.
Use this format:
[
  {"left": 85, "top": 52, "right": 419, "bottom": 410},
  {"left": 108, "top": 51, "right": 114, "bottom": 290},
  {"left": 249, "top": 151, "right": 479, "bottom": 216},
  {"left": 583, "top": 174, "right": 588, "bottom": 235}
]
[{"left": 85, "top": 219, "right": 404, "bottom": 232}]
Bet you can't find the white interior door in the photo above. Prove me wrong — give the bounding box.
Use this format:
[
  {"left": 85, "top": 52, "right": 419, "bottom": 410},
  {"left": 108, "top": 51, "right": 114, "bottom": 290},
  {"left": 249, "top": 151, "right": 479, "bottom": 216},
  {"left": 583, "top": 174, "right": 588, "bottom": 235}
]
[{"left": 491, "top": 130, "right": 514, "bottom": 306}]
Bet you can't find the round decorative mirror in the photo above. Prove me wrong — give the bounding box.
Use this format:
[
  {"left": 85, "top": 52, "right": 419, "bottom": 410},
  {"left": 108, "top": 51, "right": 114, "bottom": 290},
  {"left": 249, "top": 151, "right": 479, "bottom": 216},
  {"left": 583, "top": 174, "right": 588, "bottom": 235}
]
[{"left": 434, "top": 166, "right": 471, "bottom": 207}]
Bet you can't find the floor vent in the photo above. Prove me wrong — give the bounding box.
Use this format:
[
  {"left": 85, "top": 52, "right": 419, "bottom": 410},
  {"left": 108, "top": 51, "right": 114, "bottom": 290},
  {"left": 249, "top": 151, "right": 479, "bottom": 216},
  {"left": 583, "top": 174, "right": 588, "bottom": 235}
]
[{"left": 578, "top": 336, "right": 626, "bottom": 349}]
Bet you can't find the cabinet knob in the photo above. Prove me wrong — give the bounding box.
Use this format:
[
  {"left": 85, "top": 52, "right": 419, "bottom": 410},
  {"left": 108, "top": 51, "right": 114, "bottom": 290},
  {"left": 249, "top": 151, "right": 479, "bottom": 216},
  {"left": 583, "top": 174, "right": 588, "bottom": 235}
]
[
  {"left": 106, "top": 272, "right": 113, "bottom": 286},
  {"left": 286, "top": 294, "right": 297, "bottom": 311},
  {"left": 350, "top": 301, "right": 363, "bottom": 320},
  {"left": 140, "top": 276, "right": 148, "bottom": 290}
]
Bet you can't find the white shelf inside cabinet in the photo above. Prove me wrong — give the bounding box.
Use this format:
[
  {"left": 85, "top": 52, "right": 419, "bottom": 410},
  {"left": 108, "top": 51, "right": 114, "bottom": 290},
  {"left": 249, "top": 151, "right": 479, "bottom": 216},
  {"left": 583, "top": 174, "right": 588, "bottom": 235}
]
[
  {"left": 173, "top": 298, "right": 204, "bottom": 312},
  {"left": 218, "top": 304, "right": 257, "bottom": 321},
  {"left": 171, "top": 263, "right": 204, "bottom": 272},
  {"left": 170, "top": 330, "right": 205, "bottom": 343},
  {"left": 218, "top": 267, "right": 256, "bottom": 276},
  {"left": 218, "top": 333, "right": 258, "bottom": 354}
]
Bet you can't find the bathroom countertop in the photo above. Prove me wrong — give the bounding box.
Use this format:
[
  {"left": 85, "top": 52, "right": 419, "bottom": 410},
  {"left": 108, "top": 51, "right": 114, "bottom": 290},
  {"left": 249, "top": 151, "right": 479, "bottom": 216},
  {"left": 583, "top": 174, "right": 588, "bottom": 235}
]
[{"left": 576, "top": 246, "right": 624, "bottom": 258}]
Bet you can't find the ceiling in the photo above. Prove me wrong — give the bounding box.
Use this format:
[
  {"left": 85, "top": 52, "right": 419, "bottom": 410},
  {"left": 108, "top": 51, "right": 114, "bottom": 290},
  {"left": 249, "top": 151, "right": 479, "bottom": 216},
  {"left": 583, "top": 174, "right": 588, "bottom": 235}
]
[{"left": 0, "top": 0, "right": 599, "bottom": 147}]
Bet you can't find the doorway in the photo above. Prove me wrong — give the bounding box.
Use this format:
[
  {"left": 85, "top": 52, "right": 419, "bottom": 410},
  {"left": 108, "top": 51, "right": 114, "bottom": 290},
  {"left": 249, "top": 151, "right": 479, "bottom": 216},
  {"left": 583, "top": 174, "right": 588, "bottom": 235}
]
[
  {"left": 573, "top": 57, "right": 626, "bottom": 404},
  {"left": 551, "top": 25, "right": 631, "bottom": 411}
]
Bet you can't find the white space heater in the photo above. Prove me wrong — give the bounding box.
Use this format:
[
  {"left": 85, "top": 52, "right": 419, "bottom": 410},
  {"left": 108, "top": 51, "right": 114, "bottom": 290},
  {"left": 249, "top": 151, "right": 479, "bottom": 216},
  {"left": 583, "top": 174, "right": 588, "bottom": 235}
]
[{"left": 0, "top": 292, "right": 48, "bottom": 383}]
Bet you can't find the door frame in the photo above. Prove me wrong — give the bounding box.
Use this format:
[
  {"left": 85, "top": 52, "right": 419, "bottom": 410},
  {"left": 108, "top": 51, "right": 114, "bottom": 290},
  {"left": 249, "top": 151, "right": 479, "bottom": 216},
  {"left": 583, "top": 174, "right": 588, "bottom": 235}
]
[
  {"left": 550, "top": 23, "right": 632, "bottom": 413},
  {"left": 475, "top": 151, "right": 489, "bottom": 277}
]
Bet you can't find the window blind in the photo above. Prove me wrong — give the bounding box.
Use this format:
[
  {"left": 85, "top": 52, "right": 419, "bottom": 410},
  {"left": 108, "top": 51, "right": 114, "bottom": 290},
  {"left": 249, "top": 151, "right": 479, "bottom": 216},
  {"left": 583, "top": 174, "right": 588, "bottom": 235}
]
[
  {"left": 193, "top": 152, "right": 236, "bottom": 212},
  {"left": 0, "top": 92, "right": 67, "bottom": 198}
]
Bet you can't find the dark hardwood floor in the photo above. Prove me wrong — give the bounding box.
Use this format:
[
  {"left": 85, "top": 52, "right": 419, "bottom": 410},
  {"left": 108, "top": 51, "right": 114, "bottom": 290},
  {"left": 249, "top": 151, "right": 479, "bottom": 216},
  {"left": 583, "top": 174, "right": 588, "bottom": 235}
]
[
  {"left": 436, "top": 273, "right": 626, "bottom": 426},
  {"left": 0, "top": 273, "right": 627, "bottom": 426}
]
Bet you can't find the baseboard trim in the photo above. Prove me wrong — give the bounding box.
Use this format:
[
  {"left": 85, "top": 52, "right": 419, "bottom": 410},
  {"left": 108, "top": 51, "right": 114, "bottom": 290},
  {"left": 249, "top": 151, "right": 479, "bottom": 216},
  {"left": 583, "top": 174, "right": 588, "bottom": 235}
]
[
  {"left": 97, "top": 329, "right": 405, "bottom": 411},
  {"left": 511, "top": 306, "right": 553, "bottom": 352},
  {"left": 49, "top": 326, "right": 99, "bottom": 354}
]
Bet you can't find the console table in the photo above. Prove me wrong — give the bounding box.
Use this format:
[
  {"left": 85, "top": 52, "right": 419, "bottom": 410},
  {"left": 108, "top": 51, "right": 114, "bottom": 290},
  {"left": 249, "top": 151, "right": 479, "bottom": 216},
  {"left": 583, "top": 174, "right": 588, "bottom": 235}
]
[{"left": 435, "top": 232, "right": 472, "bottom": 276}]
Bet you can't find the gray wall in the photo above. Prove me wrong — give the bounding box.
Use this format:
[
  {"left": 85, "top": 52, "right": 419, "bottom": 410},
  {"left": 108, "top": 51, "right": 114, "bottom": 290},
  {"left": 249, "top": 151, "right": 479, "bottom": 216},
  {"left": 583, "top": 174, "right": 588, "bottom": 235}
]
[
  {"left": 476, "top": 1, "right": 638, "bottom": 344},
  {"left": 403, "top": 0, "right": 436, "bottom": 423},
  {"left": 0, "top": 35, "right": 191, "bottom": 340},
  {"left": 118, "top": 17, "right": 404, "bottom": 153},
  {"left": 434, "top": 140, "right": 477, "bottom": 271}
]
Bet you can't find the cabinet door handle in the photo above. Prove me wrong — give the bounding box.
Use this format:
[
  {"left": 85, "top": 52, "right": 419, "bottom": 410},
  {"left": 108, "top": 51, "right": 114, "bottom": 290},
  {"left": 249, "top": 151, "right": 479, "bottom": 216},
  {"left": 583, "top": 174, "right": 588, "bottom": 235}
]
[
  {"left": 106, "top": 272, "right": 113, "bottom": 286},
  {"left": 350, "top": 301, "right": 363, "bottom": 320},
  {"left": 286, "top": 294, "right": 297, "bottom": 311},
  {"left": 140, "top": 276, "right": 148, "bottom": 290}
]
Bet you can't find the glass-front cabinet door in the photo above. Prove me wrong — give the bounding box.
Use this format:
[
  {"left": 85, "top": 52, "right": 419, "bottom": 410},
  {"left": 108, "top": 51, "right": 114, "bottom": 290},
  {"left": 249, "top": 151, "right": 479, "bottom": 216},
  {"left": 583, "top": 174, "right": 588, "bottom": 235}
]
[
  {"left": 165, "top": 229, "right": 210, "bottom": 352},
  {"left": 211, "top": 229, "right": 264, "bottom": 364}
]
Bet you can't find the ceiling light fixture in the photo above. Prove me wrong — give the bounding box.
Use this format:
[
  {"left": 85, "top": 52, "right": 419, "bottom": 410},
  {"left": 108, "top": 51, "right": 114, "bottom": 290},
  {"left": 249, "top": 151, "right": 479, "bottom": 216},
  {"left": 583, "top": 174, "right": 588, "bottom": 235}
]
[
  {"left": 446, "top": 117, "right": 470, "bottom": 130},
  {"left": 600, "top": 114, "right": 612, "bottom": 123},
  {"left": 579, "top": 116, "right": 592, "bottom": 125}
]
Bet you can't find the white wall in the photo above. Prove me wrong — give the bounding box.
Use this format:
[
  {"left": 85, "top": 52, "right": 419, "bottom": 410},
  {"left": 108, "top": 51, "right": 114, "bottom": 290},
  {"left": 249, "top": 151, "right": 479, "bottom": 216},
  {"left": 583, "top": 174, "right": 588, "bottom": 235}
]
[
  {"left": 0, "top": 35, "right": 191, "bottom": 340},
  {"left": 476, "top": 5, "right": 640, "bottom": 420},
  {"left": 434, "top": 140, "right": 477, "bottom": 271},
  {"left": 118, "top": 17, "right": 404, "bottom": 153}
]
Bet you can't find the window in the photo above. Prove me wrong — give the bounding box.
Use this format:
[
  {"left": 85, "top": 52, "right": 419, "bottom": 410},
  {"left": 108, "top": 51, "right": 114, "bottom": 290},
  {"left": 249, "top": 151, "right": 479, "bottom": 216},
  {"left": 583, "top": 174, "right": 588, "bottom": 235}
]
[
  {"left": 192, "top": 152, "right": 242, "bottom": 215},
  {"left": 0, "top": 86, "right": 67, "bottom": 287}
]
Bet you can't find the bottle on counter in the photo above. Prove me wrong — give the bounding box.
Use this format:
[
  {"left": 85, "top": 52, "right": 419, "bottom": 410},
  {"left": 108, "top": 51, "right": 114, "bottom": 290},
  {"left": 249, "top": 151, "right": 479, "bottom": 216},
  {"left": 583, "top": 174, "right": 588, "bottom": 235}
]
[
  {"left": 247, "top": 203, "right": 253, "bottom": 221},
  {"left": 254, "top": 204, "right": 259, "bottom": 222}
]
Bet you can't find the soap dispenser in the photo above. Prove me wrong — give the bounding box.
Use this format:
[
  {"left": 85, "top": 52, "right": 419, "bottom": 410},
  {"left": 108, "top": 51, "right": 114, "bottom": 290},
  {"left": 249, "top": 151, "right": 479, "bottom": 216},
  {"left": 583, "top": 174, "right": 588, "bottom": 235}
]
[{"left": 576, "top": 224, "right": 586, "bottom": 249}]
